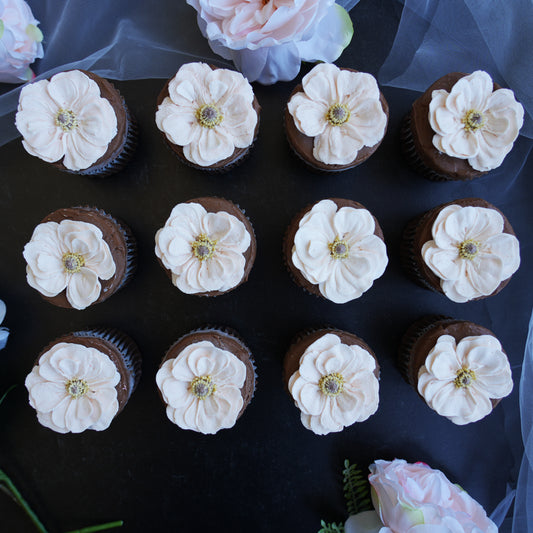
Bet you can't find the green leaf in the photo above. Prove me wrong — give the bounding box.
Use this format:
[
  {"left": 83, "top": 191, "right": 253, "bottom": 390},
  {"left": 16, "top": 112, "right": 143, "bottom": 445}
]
[
  {"left": 25, "top": 24, "right": 43, "bottom": 42},
  {"left": 343, "top": 460, "right": 373, "bottom": 516},
  {"left": 318, "top": 520, "right": 345, "bottom": 533}
]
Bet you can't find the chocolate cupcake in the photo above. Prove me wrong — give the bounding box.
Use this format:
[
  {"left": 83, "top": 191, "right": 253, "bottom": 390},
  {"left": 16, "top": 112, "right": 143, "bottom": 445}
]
[
  {"left": 284, "top": 198, "right": 388, "bottom": 303},
  {"left": 283, "top": 328, "right": 380, "bottom": 435},
  {"left": 25, "top": 328, "right": 141, "bottom": 433},
  {"left": 401, "top": 70, "right": 524, "bottom": 181},
  {"left": 156, "top": 328, "right": 256, "bottom": 434},
  {"left": 398, "top": 316, "right": 513, "bottom": 425},
  {"left": 23, "top": 206, "right": 136, "bottom": 310},
  {"left": 15, "top": 69, "right": 137, "bottom": 177},
  {"left": 401, "top": 198, "right": 520, "bottom": 302},
  {"left": 155, "top": 62, "right": 260, "bottom": 171},
  {"left": 155, "top": 197, "right": 256, "bottom": 296},
  {"left": 285, "top": 63, "right": 388, "bottom": 172}
]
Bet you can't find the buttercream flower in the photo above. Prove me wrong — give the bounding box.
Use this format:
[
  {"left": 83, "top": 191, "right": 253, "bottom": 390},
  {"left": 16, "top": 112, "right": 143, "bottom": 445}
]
[
  {"left": 156, "top": 340, "right": 246, "bottom": 434},
  {"left": 292, "top": 199, "right": 388, "bottom": 303},
  {"left": 288, "top": 64, "right": 387, "bottom": 165},
  {"left": 155, "top": 62, "right": 258, "bottom": 167},
  {"left": 155, "top": 201, "right": 251, "bottom": 295},
  {"left": 417, "top": 334, "right": 513, "bottom": 425},
  {"left": 23, "top": 219, "right": 116, "bottom": 310},
  {"left": 429, "top": 70, "right": 524, "bottom": 171},
  {"left": 15, "top": 70, "right": 118, "bottom": 171},
  {"left": 0, "top": 0, "right": 43, "bottom": 83},
  {"left": 0, "top": 299, "right": 8, "bottom": 350},
  {"left": 25, "top": 342, "right": 120, "bottom": 433},
  {"left": 421, "top": 204, "right": 520, "bottom": 302},
  {"left": 186, "top": 0, "right": 353, "bottom": 84},
  {"left": 288, "top": 333, "right": 379, "bottom": 435}
]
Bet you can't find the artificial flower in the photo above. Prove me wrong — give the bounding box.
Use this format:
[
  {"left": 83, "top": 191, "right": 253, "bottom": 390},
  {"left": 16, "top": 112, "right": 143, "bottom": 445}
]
[{"left": 0, "top": 299, "right": 8, "bottom": 350}]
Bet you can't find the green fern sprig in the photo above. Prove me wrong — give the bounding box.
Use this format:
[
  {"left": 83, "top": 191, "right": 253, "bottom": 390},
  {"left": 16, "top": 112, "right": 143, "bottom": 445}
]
[
  {"left": 318, "top": 519, "right": 345, "bottom": 533},
  {"left": 342, "top": 459, "right": 372, "bottom": 516}
]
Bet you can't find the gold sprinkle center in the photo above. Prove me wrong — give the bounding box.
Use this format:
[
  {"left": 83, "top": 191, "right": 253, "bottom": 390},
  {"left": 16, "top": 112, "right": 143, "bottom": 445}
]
[
  {"left": 190, "top": 376, "right": 216, "bottom": 400},
  {"left": 454, "top": 368, "right": 476, "bottom": 389},
  {"left": 318, "top": 373, "right": 345, "bottom": 397},
  {"left": 195, "top": 104, "right": 223, "bottom": 128},
  {"left": 66, "top": 378, "right": 89, "bottom": 399},
  {"left": 458, "top": 239, "right": 481, "bottom": 260},
  {"left": 62, "top": 252, "right": 85, "bottom": 273},
  {"left": 191, "top": 234, "right": 217, "bottom": 261},
  {"left": 55, "top": 108, "right": 78, "bottom": 132},
  {"left": 462, "top": 109, "right": 485, "bottom": 132},
  {"left": 328, "top": 237, "right": 350, "bottom": 259},
  {"left": 326, "top": 103, "right": 350, "bottom": 126}
]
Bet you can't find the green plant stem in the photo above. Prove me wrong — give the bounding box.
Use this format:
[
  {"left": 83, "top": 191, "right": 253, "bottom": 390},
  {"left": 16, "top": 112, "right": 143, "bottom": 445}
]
[
  {"left": 0, "top": 468, "right": 48, "bottom": 533},
  {"left": 64, "top": 520, "right": 123, "bottom": 533},
  {"left": 0, "top": 384, "right": 16, "bottom": 406}
]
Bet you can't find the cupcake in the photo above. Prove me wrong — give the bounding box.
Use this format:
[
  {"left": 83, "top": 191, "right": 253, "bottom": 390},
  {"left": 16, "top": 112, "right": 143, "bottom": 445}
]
[
  {"left": 401, "top": 198, "right": 520, "bottom": 302},
  {"left": 285, "top": 63, "right": 388, "bottom": 172},
  {"left": 23, "top": 207, "right": 137, "bottom": 310},
  {"left": 25, "top": 328, "right": 141, "bottom": 433},
  {"left": 398, "top": 316, "right": 513, "bottom": 425},
  {"left": 401, "top": 70, "right": 524, "bottom": 181},
  {"left": 155, "top": 62, "right": 260, "bottom": 171},
  {"left": 284, "top": 198, "right": 388, "bottom": 303},
  {"left": 15, "top": 69, "right": 137, "bottom": 177},
  {"left": 155, "top": 197, "right": 256, "bottom": 296},
  {"left": 283, "top": 329, "right": 380, "bottom": 435},
  {"left": 155, "top": 328, "right": 256, "bottom": 434}
]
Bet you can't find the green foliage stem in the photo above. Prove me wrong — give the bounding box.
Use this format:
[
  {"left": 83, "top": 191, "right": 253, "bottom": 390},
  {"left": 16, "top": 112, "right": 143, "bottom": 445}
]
[
  {"left": 318, "top": 519, "right": 345, "bottom": 533},
  {"left": 343, "top": 459, "right": 372, "bottom": 516},
  {"left": 64, "top": 520, "right": 124, "bottom": 533}
]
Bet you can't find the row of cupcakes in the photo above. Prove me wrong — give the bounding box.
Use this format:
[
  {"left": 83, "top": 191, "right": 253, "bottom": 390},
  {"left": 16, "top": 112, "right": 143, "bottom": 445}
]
[
  {"left": 22, "top": 197, "right": 520, "bottom": 309},
  {"left": 14, "top": 63, "right": 525, "bottom": 180},
  {"left": 25, "top": 316, "right": 513, "bottom": 435}
]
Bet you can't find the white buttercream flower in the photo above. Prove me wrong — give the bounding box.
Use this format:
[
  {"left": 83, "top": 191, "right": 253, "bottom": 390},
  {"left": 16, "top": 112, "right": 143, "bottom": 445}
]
[
  {"left": 25, "top": 342, "right": 120, "bottom": 433},
  {"left": 429, "top": 70, "right": 524, "bottom": 171},
  {"left": 0, "top": 0, "right": 43, "bottom": 83},
  {"left": 418, "top": 334, "right": 513, "bottom": 425},
  {"left": 155, "top": 202, "right": 251, "bottom": 294},
  {"left": 155, "top": 62, "right": 258, "bottom": 167},
  {"left": 421, "top": 204, "right": 520, "bottom": 303},
  {"left": 23, "top": 219, "right": 116, "bottom": 310},
  {"left": 288, "top": 333, "right": 379, "bottom": 435},
  {"left": 15, "top": 70, "right": 118, "bottom": 170},
  {"left": 288, "top": 63, "right": 387, "bottom": 165},
  {"left": 292, "top": 199, "right": 388, "bottom": 303},
  {"left": 156, "top": 340, "right": 246, "bottom": 434}
]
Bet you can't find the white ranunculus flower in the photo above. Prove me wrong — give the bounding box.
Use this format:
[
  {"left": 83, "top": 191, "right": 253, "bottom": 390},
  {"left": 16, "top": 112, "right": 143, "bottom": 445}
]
[
  {"left": 23, "top": 220, "right": 116, "bottom": 310},
  {"left": 15, "top": 70, "right": 118, "bottom": 170},
  {"left": 429, "top": 70, "right": 524, "bottom": 171},
  {"left": 288, "top": 63, "right": 387, "bottom": 165},
  {"left": 421, "top": 204, "right": 520, "bottom": 303},
  {"left": 418, "top": 334, "right": 513, "bottom": 425}
]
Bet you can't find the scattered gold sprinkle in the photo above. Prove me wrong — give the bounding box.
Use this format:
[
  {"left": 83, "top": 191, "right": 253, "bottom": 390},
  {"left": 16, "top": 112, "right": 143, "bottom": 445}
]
[
  {"left": 326, "top": 103, "right": 350, "bottom": 126},
  {"left": 55, "top": 109, "right": 78, "bottom": 132},
  {"left": 328, "top": 237, "right": 350, "bottom": 260},
  {"left": 462, "top": 109, "right": 485, "bottom": 132},
  {"left": 66, "top": 378, "right": 89, "bottom": 399},
  {"left": 62, "top": 252, "right": 85, "bottom": 273},
  {"left": 191, "top": 234, "right": 217, "bottom": 261},
  {"left": 458, "top": 239, "right": 481, "bottom": 260},
  {"left": 195, "top": 104, "right": 223, "bottom": 128},
  {"left": 454, "top": 368, "right": 476, "bottom": 389},
  {"left": 318, "top": 373, "right": 345, "bottom": 397},
  {"left": 190, "top": 375, "right": 216, "bottom": 399}
]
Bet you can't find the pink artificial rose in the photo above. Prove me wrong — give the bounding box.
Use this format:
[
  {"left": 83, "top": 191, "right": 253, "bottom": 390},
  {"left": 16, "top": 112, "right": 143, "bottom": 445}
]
[
  {"left": 0, "top": 0, "right": 43, "bottom": 83},
  {"left": 186, "top": 0, "right": 354, "bottom": 84}
]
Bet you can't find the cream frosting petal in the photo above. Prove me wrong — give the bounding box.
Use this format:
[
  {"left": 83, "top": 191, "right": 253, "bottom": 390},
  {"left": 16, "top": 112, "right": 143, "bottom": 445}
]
[
  {"left": 66, "top": 267, "right": 101, "bottom": 310},
  {"left": 421, "top": 244, "right": 461, "bottom": 281},
  {"left": 204, "top": 211, "right": 250, "bottom": 250},
  {"left": 17, "top": 81, "right": 57, "bottom": 115},
  {"left": 156, "top": 102, "right": 198, "bottom": 147},
  {"left": 62, "top": 132, "right": 107, "bottom": 171},
  {"left": 161, "top": 378, "right": 190, "bottom": 406},
  {"left": 314, "top": 125, "right": 363, "bottom": 165},
  {"left": 50, "top": 396, "right": 72, "bottom": 431},
  {"left": 301, "top": 63, "right": 338, "bottom": 106},
  {"left": 24, "top": 242, "right": 64, "bottom": 278},
  {"left": 83, "top": 241, "right": 116, "bottom": 280},
  {"left": 343, "top": 72, "right": 381, "bottom": 107},
  {"left": 288, "top": 92, "right": 328, "bottom": 137},
  {"left": 168, "top": 356, "right": 195, "bottom": 383},
  {"left": 46, "top": 70, "right": 100, "bottom": 109},
  {"left": 185, "top": 127, "right": 234, "bottom": 167},
  {"left": 439, "top": 129, "right": 479, "bottom": 159},
  {"left": 77, "top": 99, "right": 118, "bottom": 146},
  {"left": 333, "top": 206, "right": 375, "bottom": 239},
  {"left": 484, "top": 233, "right": 520, "bottom": 279},
  {"left": 27, "top": 267, "right": 68, "bottom": 297},
  {"left": 443, "top": 206, "right": 503, "bottom": 243},
  {"left": 428, "top": 90, "right": 449, "bottom": 133},
  {"left": 28, "top": 382, "right": 67, "bottom": 412}
]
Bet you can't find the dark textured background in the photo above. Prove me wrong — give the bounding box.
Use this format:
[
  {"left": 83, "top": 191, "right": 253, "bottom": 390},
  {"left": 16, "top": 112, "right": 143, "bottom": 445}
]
[{"left": 0, "top": 1, "right": 531, "bottom": 531}]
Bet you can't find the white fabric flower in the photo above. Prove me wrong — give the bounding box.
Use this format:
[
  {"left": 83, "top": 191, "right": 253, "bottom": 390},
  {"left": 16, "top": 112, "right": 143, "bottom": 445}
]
[
  {"left": 25, "top": 342, "right": 120, "bottom": 433},
  {"left": 15, "top": 70, "right": 118, "bottom": 170},
  {"left": 421, "top": 204, "right": 520, "bottom": 303},
  {"left": 418, "top": 334, "right": 513, "bottom": 425},
  {"left": 155, "top": 202, "right": 251, "bottom": 294},
  {"left": 288, "top": 63, "right": 387, "bottom": 165},
  {"left": 288, "top": 333, "right": 379, "bottom": 435},
  {"left": 155, "top": 62, "right": 258, "bottom": 167},
  {"left": 156, "top": 340, "right": 246, "bottom": 434},
  {"left": 23, "top": 219, "right": 116, "bottom": 310},
  {"left": 292, "top": 199, "right": 387, "bottom": 303},
  {"left": 0, "top": 299, "right": 8, "bottom": 350},
  {"left": 429, "top": 70, "right": 524, "bottom": 171}
]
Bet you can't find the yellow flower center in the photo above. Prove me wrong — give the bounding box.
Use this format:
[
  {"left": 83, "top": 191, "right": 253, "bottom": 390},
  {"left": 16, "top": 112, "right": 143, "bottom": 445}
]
[
  {"left": 328, "top": 237, "right": 350, "bottom": 259},
  {"left": 190, "top": 375, "right": 216, "bottom": 399},
  {"left": 191, "top": 234, "right": 217, "bottom": 261},
  {"left": 318, "top": 373, "right": 345, "bottom": 397},
  {"left": 55, "top": 109, "right": 78, "bottom": 132},
  {"left": 195, "top": 104, "right": 223, "bottom": 128},
  {"left": 458, "top": 239, "right": 481, "bottom": 260},
  {"left": 65, "top": 378, "right": 89, "bottom": 399},
  {"left": 326, "top": 103, "right": 350, "bottom": 126},
  {"left": 454, "top": 368, "right": 476, "bottom": 389},
  {"left": 62, "top": 252, "right": 85, "bottom": 273},
  {"left": 462, "top": 109, "right": 485, "bottom": 132}
]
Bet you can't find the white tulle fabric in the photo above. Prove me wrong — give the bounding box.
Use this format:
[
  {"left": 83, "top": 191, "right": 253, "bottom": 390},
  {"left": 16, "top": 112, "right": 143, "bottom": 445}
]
[
  {"left": 418, "top": 334, "right": 513, "bottom": 425},
  {"left": 155, "top": 202, "right": 251, "bottom": 294},
  {"left": 0, "top": 0, "right": 43, "bottom": 83},
  {"left": 25, "top": 342, "right": 120, "bottom": 433},
  {"left": 292, "top": 199, "right": 388, "bottom": 303},
  {"left": 15, "top": 70, "right": 117, "bottom": 170},
  {"left": 23, "top": 219, "right": 116, "bottom": 310},
  {"left": 156, "top": 340, "right": 246, "bottom": 434},
  {"left": 429, "top": 71, "right": 524, "bottom": 171},
  {"left": 288, "top": 63, "right": 386, "bottom": 165},
  {"left": 421, "top": 205, "right": 520, "bottom": 303},
  {"left": 288, "top": 333, "right": 379, "bottom": 435},
  {"left": 155, "top": 62, "right": 257, "bottom": 167}
]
